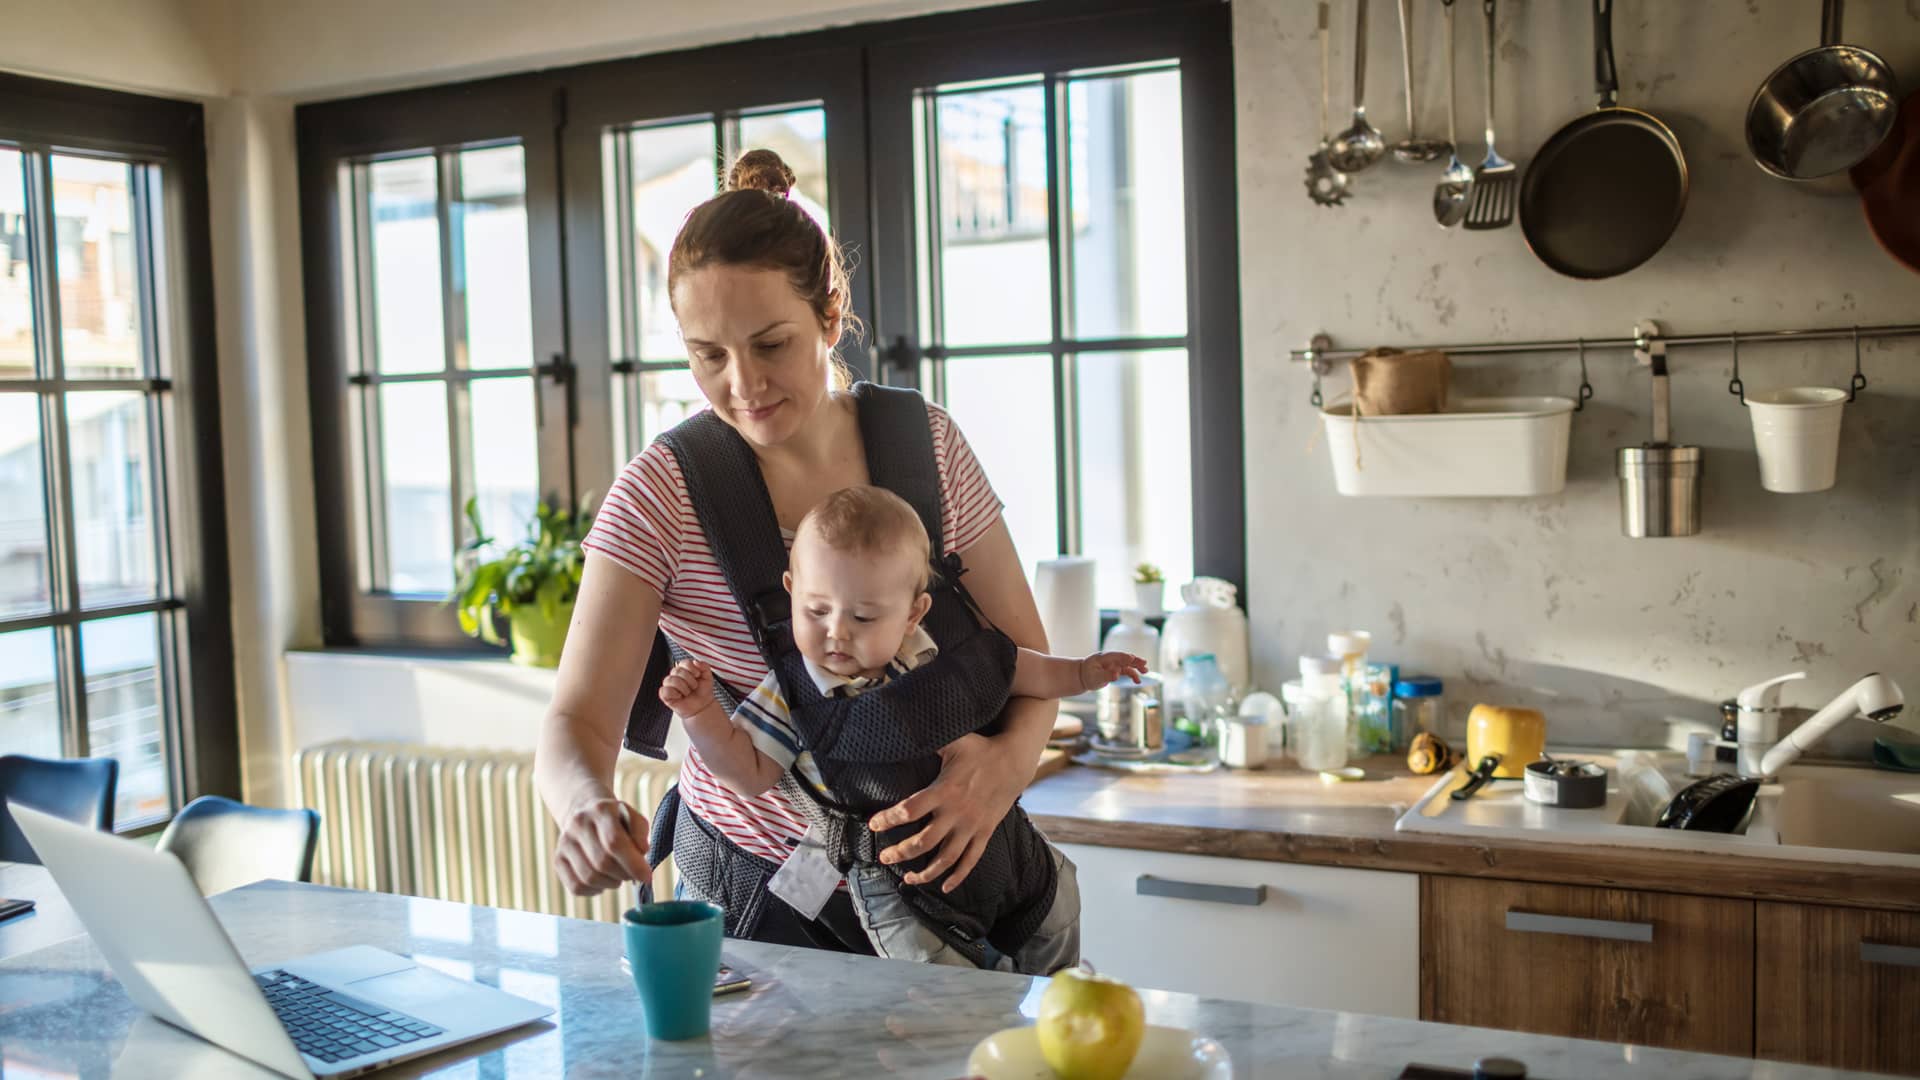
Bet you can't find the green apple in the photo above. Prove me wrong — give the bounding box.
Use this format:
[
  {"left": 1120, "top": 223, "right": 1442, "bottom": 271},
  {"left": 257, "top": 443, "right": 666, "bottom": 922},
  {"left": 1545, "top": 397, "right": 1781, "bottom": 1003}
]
[{"left": 1036, "top": 966, "right": 1145, "bottom": 1080}]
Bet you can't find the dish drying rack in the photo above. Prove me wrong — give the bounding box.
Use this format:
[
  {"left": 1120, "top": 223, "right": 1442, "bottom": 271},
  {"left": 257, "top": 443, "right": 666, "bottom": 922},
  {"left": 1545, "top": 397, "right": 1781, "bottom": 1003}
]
[{"left": 1289, "top": 319, "right": 1920, "bottom": 409}]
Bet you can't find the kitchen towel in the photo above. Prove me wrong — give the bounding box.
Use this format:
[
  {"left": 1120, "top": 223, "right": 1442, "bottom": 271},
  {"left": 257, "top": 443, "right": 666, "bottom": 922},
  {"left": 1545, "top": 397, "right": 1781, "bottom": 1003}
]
[{"left": 1033, "top": 557, "right": 1098, "bottom": 660}]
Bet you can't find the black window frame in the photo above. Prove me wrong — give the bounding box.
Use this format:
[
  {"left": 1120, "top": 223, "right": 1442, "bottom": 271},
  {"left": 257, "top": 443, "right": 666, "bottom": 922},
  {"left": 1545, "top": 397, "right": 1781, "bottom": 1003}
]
[
  {"left": 299, "top": 74, "right": 572, "bottom": 648},
  {"left": 867, "top": 2, "right": 1243, "bottom": 593},
  {"left": 0, "top": 72, "right": 238, "bottom": 824},
  {"left": 298, "top": 0, "right": 1243, "bottom": 652}
]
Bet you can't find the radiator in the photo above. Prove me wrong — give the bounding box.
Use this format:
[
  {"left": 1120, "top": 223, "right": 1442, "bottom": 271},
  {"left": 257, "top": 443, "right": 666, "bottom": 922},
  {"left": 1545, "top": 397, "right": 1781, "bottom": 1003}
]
[{"left": 292, "top": 742, "right": 679, "bottom": 924}]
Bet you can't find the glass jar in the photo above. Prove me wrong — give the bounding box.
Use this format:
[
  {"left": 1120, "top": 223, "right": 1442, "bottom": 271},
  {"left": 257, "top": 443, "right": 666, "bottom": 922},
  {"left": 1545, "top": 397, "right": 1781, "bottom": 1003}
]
[
  {"left": 1351, "top": 662, "right": 1396, "bottom": 755},
  {"left": 1176, "top": 653, "right": 1231, "bottom": 745},
  {"left": 1282, "top": 678, "right": 1347, "bottom": 771},
  {"left": 1391, "top": 675, "right": 1445, "bottom": 752}
]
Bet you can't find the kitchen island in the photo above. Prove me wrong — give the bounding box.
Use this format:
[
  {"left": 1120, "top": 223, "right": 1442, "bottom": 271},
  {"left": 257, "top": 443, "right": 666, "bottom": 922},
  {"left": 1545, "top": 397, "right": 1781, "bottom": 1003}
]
[{"left": 0, "top": 878, "right": 1896, "bottom": 1078}]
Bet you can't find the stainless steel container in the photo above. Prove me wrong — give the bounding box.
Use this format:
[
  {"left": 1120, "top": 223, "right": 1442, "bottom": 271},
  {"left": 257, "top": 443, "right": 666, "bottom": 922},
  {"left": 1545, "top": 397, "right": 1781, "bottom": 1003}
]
[
  {"left": 1618, "top": 326, "right": 1703, "bottom": 538},
  {"left": 1093, "top": 675, "right": 1164, "bottom": 756},
  {"left": 1618, "top": 445, "right": 1703, "bottom": 537}
]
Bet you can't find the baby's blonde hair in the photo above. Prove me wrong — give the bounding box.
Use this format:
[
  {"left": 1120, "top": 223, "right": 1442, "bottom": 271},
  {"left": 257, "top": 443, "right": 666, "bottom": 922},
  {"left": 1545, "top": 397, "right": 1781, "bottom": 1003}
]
[{"left": 795, "top": 486, "right": 931, "bottom": 592}]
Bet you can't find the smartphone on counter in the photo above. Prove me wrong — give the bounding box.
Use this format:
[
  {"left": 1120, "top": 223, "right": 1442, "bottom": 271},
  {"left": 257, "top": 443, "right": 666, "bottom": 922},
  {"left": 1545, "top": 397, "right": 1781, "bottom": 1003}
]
[
  {"left": 0, "top": 897, "right": 35, "bottom": 923},
  {"left": 619, "top": 954, "right": 754, "bottom": 997}
]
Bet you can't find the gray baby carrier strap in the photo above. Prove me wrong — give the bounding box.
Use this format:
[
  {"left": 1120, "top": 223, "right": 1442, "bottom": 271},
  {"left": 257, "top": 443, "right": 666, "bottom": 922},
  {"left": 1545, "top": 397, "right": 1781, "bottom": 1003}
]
[{"left": 624, "top": 384, "right": 1043, "bottom": 955}]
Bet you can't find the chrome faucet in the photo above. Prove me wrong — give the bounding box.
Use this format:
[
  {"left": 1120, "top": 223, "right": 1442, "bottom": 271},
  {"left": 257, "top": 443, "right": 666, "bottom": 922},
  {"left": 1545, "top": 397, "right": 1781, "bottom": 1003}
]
[{"left": 1742, "top": 673, "right": 1907, "bottom": 778}]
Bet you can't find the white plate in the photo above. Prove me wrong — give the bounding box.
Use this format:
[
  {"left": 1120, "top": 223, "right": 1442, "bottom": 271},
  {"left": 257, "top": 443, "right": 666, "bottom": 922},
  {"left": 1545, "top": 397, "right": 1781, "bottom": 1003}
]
[{"left": 965, "top": 1024, "right": 1231, "bottom": 1079}]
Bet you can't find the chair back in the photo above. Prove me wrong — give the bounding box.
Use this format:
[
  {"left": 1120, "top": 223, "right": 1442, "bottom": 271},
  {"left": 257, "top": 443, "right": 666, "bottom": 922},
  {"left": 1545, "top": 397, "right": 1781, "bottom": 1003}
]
[
  {"left": 0, "top": 754, "right": 118, "bottom": 864},
  {"left": 156, "top": 795, "right": 321, "bottom": 895}
]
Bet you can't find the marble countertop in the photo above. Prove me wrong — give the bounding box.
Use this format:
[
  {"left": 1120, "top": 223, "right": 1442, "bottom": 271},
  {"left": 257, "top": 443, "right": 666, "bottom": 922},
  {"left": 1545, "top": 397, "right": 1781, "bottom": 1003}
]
[
  {"left": 1020, "top": 756, "right": 1920, "bottom": 912},
  {"left": 0, "top": 879, "right": 1895, "bottom": 1078}
]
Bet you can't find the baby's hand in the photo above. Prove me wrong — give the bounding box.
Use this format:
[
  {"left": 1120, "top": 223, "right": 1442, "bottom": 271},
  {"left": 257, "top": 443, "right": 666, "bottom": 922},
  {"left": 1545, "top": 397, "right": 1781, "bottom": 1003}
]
[
  {"left": 660, "top": 659, "right": 716, "bottom": 717},
  {"left": 1080, "top": 651, "right": 1149, "bottom": 692}
]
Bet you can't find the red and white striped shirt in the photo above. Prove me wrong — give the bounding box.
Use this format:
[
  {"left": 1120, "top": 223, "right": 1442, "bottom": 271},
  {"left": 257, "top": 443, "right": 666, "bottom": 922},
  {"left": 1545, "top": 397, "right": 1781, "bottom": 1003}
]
[{"left": 582, "top": 398, "right": 1004, "bottom": 864}]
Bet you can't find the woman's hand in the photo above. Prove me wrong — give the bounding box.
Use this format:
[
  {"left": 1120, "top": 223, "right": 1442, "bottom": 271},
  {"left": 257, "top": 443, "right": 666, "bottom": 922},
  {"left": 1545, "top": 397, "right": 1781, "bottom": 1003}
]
[
  {"left": 552, "top": 791, "right": 652, "bottom": 896},
  {"left": 869, "top": 730, "right": 1034, "bottom": 892}
]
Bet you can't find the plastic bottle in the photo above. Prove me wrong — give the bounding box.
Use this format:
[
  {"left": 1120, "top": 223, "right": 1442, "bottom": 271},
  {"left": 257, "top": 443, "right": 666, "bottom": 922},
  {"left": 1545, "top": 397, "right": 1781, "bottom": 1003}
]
[{"left": 1176, "top": 653, "right": 1231, "bottom": 745}]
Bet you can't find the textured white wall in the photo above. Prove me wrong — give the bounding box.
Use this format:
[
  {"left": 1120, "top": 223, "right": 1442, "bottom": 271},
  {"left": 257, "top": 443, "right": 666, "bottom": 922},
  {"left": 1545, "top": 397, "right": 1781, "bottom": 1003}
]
[{"left": 1235, "top": 0, "right": 1920, "bottom": 746}]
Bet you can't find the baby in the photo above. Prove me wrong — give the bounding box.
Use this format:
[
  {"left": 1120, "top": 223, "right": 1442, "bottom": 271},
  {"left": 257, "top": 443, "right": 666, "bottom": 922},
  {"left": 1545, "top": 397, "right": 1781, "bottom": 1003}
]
[{"left": 660, "top": 484, "right": 1144, "bottom": 972}]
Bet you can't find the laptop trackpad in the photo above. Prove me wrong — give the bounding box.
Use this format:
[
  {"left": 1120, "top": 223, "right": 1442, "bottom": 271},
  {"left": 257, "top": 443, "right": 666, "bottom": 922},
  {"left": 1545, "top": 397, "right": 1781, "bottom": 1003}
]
[{"left": 347, "top": 966, "right": 462, "bottom": 1013}]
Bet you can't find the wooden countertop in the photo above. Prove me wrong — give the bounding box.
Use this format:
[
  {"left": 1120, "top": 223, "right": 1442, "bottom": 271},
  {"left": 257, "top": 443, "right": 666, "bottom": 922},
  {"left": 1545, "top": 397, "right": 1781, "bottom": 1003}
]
[{"left": 1023, "top": 756, "right": 1920, "bottom": 913}]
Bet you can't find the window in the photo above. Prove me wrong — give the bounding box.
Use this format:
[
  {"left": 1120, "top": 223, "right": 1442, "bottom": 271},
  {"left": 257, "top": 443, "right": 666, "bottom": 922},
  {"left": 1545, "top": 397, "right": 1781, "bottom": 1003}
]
[
  {"left": 0, "top": 75, "right": 236, "bottom": 828},
  {"left": 301, "top": 2, "right": 1239, "bottom": 649},
  {"left": 870, "top": 7, "right": 1243, "bottom": 610},
  {"left": 303, "top": 81, "right": 568, "bottom": 647}
]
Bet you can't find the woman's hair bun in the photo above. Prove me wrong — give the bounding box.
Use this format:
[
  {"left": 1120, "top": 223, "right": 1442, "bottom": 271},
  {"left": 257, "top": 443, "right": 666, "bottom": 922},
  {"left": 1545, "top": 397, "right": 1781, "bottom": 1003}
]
[{"left": 727, "top": 149, "right": 797, "bottom": 198}]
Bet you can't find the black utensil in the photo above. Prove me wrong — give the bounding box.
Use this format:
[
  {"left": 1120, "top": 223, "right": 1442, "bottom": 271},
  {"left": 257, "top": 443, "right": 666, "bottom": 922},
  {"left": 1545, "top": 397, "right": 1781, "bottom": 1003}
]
[{"left": 1451, "top": 753, "right": 1504, "bottom": 800}]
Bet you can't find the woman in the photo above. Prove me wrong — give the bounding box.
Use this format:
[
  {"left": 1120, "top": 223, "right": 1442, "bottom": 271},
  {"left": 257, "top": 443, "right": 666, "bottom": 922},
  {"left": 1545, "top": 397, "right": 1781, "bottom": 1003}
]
[{"left": 533, "top": 149, "right": 1057, "bottom": 952}]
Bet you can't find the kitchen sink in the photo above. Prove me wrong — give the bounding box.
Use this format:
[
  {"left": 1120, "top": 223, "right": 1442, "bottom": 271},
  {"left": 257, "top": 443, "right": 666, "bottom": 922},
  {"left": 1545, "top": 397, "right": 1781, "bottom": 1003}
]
[{"left": 1395, "top": 750, "right": 1920, "bottom": 869}]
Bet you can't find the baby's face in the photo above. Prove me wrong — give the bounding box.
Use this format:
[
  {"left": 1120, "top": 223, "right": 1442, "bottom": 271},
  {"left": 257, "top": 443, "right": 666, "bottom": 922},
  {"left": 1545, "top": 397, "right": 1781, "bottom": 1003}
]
[{"left": 785, "top": 534, "right": 930, "bottom": 679}]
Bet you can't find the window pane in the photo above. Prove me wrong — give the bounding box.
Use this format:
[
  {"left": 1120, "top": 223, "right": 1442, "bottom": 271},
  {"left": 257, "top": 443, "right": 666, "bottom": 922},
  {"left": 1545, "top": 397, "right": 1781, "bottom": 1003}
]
[
  {"left": 468, "top": 376, "right": 538, "bottom": 544},
  {"left": 941, "top": 354, "right": 1057, "bottom": 570},
  {"left": 52, "top": 156, "right": 142, "bottom": 379},
  {"left": 1075, "top": 349, "right": 1192, "bottom": 609},
  {"left": 928, "top": 83, "right": 1052, "bottom": 347},
  {"left": 369, "top": 156, "right": 445, "bottom": 375},
  {"left": 623, "top": 122, "right": 717, "bottom": 362},
  {"left": 0, "top": 395, "right": 50, "bottom": 618},
  {"left": 738, "top": 108, "right": 830, "bottom": 231},
  {"left": 81, "top": 613, "right": 166, "bottom": 825},
  {"left": 67, "top": 391, "right": 156, "bottom": 606},
  {"left": 0, "top": 627, "right": 61, "bottom": 760},
  {"left": 0, "top": 149, "right": 35, "bottom": 379},
  {"left": 1068, "top": 68, "right": 1187, "bottom": 340},
  {"left": 379, "top": 381, "right": 453, "bottom": 595},
  {"left": 456, "top": 145, "right": 532, "bottom": 371}
]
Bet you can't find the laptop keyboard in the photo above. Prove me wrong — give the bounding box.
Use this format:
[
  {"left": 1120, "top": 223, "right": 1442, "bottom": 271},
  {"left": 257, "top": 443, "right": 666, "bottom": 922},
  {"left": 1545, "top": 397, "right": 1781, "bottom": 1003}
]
[{"left": 255, "top": 969, "right": 446, "bottom": 1064}]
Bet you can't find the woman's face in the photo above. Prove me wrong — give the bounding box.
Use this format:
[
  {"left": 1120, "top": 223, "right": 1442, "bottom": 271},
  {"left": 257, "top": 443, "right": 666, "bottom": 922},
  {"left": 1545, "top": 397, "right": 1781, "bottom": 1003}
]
[{"left": 673, "top": 265, "right": 840, "bottom": 448}]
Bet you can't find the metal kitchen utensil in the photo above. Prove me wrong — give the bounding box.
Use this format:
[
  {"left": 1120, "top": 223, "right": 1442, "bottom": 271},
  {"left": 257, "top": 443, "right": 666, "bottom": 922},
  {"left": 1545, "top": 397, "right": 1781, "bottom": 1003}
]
[
  {"left": 1328, "top": 0, "right": 1388, "bottom": 172},
  {"left": 1392, "top": 0, "right": 1448, "bottom": 163},
  {"left": 1617, "top": 326, "right": 1703, "bottom": 538},
  {"left": 1309, "top": 1, "right": 1354, "bottom": 206},
  {"left": 1463, "top": 0, "right": 1516, "bottom": 229},
  {"left": 1746, "top": 0, "right": 1898, "bottom": 185},
  {"left": 1433, "top": 0, "right": 1474, "bottom": 226},
  {"left": 1523, "top": 759, "right": 1608, "bottom": 808},
  {"left": 1519, "top": 0, "right": 1688, "bottom": 278},
  {"left": 1449, "top": 754, "right": 1504, "bottom": 800}
]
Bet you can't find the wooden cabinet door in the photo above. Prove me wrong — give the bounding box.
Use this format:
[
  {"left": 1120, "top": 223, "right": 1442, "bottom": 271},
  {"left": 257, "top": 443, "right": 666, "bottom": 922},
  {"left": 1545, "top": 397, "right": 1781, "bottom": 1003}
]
[
  {"left": 1757, "top": 901, "right": 1920, "bottom": 1075},
  {"left": 1060, "top": 843, "right": 1420, "bottom": 1017},
  {"left": 1421, "top": 875, "right": 1754, "bottom": 1056}
]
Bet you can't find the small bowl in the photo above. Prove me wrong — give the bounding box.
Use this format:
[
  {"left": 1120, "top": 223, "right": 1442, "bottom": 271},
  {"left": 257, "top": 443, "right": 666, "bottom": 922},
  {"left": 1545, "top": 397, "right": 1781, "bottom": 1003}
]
[{"left": 1522, "top": 759, "right": 1608, "bottom": 808}]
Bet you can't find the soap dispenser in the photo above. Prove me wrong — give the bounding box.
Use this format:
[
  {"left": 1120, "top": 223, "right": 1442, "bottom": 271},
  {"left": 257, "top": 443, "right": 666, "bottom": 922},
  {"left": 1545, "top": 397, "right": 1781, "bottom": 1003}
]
[{"left": 1733, "top": 671, "right": 1806, "bottom": 776}]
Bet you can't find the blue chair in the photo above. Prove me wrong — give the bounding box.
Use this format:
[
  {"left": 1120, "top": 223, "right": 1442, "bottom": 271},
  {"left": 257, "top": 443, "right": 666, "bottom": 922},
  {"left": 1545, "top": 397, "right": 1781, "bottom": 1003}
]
[
  {"left": 156, "top": 795, "right": 321, "bottom": 895},
  {"left": 0, "top": 754, "right": 119, "bottom": 864}
]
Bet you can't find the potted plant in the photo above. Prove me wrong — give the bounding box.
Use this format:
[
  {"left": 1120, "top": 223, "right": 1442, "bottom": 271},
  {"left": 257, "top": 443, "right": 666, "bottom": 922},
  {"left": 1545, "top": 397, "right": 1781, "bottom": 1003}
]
[
  {"left": 1132, "top": 562, "right": 1166, "bottom": 617},
  {"left": 449, "top": 496, "right": 592, "bottom": 668}
]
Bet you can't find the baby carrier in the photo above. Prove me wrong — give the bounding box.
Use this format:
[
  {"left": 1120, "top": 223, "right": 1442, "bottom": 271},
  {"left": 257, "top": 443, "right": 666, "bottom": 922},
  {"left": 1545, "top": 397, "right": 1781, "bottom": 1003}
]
[{"left": 622, "top": 383, "right": 1059, "bottom": 967}]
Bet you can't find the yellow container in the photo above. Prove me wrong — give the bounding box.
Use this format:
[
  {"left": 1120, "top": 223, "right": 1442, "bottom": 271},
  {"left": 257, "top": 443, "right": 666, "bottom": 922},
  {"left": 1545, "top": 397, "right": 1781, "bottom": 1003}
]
[{"left": 1466, "top": 705, "right": 1546, "bottom": 779}]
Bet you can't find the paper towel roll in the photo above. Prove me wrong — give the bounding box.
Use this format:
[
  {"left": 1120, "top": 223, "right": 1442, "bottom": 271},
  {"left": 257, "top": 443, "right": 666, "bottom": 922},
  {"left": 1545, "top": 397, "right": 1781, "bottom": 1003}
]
[{"left": 1033, "top": 557, "right": 1098, "bottom": 659}]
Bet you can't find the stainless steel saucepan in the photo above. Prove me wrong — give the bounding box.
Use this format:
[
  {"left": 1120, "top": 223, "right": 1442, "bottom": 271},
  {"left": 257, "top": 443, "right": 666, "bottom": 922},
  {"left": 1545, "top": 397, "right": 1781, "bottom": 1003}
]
[{"left": 1746, "top": 0, "right": 1899, "bottom": 187}]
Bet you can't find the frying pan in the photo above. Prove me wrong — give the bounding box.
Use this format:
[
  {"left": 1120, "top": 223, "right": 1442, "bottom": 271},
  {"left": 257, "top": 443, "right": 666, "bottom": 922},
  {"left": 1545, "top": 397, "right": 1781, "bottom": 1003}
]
[
  {"left": 1519, "top": 0, "right": 1688, "bottom": 280},
  {"left": 1745, "top": 0, "right": 1898, "bottom": 184},
  {"left": 1853, "top": 88, "right": 1920, "bottom": 274}
]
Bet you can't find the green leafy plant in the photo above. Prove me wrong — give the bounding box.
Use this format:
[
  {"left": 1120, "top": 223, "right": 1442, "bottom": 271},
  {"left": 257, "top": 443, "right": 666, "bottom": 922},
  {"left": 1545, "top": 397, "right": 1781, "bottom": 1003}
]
[
  {"left": 1133, "top": 562, "right": 1164, "bottom": 585},
  {"left": 450, "top": 496, "right": 593, "bottom": 649}
]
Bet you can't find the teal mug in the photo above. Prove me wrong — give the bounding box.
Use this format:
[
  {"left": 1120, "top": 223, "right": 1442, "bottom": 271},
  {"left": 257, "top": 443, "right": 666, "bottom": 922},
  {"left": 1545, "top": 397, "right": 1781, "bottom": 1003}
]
[{"left": 623, "top": 901, "right": 725, "bottom": 1040}]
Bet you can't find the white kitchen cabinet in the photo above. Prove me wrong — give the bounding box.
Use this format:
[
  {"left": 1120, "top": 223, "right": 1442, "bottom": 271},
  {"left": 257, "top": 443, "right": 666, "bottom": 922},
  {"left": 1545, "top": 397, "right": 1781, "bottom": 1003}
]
[{"left": 1057, "top": 842, "right": 1418, "bottom": 1017}]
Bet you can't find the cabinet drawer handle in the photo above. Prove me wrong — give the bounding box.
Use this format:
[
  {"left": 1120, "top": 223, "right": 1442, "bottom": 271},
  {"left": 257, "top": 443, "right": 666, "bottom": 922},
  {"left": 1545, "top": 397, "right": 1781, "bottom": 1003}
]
[
  {"left": 1135, "top": 875, "right": 1266, "bottom": 906},
  {"left": 1862, "top": 941, "right": 1920, "bottom": 968},
  {"left": 1505, "top": 910, "right": 1653, "bottom": 943}
]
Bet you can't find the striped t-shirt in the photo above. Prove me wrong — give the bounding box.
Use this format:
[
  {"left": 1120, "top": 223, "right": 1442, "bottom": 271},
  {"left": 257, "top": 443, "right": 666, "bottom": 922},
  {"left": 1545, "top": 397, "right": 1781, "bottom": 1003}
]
[{"left": 581, "top": 398, "right": 1003, "bottom": 865}]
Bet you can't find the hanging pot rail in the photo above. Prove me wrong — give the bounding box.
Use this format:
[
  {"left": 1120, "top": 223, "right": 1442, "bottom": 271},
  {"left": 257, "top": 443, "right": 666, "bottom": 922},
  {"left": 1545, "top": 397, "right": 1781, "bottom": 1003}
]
[{"left": 1293, "top": 321, "right": 1920, "bottom": 369}]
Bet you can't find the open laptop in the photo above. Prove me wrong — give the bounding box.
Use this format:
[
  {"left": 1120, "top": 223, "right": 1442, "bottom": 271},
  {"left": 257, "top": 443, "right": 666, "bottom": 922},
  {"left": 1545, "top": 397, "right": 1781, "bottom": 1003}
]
[{"left": 11, "top": 804, "right": 552, "bottom": 1078}]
